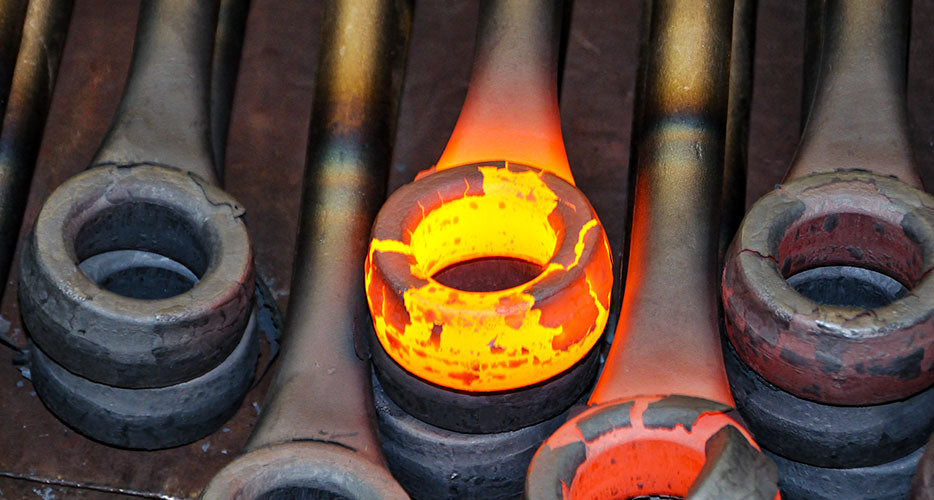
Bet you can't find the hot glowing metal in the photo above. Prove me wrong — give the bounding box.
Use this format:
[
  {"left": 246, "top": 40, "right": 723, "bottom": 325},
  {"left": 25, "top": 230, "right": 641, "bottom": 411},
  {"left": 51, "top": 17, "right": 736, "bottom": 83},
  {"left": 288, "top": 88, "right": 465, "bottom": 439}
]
[
  {"left": 365, "top": 0, "right": 611, "bottom": 393},
  {"left": 527, "top": 1, "right": 779, "bottom": 497},
  {"left": 366, "top": 162, "right": 611, "bottom": 391}
]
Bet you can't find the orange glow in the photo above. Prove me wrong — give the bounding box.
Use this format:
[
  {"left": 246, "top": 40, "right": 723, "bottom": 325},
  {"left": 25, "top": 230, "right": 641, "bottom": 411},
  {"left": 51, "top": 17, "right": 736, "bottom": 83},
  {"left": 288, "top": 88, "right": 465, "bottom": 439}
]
[
  {"left": 547, "top": 397, "right": 781, "bottom": 499},
  {"left": 365, "top": 162, "right": 612, "bottom": 391},
  {"left": 433, "top": 103, "right": 574, "bottom": 184},
  {"left": 365, "top": 4, "right": 603, "bottom": 392},
  {"left": 432, "top": 65, "right": 573, "bottom": 184}
]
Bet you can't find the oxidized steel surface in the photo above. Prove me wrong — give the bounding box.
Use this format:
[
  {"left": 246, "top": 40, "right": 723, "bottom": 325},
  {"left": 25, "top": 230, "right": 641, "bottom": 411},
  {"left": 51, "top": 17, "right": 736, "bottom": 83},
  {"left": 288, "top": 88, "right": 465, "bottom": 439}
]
[{"left": 0, "top": 1, "right": 315, "bottom": 497}]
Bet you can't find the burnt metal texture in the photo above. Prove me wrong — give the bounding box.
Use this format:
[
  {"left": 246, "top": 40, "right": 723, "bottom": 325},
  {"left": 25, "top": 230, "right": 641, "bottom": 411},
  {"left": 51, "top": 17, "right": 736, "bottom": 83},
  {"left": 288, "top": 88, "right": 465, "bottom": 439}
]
[
  {"left": 721, "top": 0, "right": 934, "bottom": 406},
  {"left": 368, "top": 316, "right": 599, "bottom": 434},
  {"left": 0, "top": 0, "right": 72, "bottom": 298},
  {"left": 0, "top": 0, "right": 933, "bottom": 498},
  {"left": 18, "top": 1, "right": 254, "bottom": 390},
  {"left": 527, "top": 1, "right": 777, "bottom": 498},
  {"left": 372, "top": 373, "right": 575, "bottom": 500},
  {"left": 201, "top": 0, "right": 413, "bottom": 498}
]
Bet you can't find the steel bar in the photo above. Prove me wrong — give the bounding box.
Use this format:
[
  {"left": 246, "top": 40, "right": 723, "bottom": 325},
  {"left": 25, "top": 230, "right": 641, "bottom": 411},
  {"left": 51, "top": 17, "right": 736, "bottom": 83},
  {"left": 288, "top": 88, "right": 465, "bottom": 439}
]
[
  {"left": 0, "top": 2, "right": 28, "bottom": 121},
  {"left": 433, "top": 0, "right": 572, "bottom": 181},
  {"left": 527, "top": 1, "right": 778, "bottom": 498},
  {"left": 0, "top": 0, "right": 72, "bottom": 295},
  {"left": 720, "top": 0, "right": 757, "bottom": 255},
  {"left": 91, "top": 1, "right": 220, "bottom": 182},
  {"left": 201, "top": 0, "right": 412, "bottom": 497},
  {"left": 210, "top": 0, "right": 251, "bottom": 178}
]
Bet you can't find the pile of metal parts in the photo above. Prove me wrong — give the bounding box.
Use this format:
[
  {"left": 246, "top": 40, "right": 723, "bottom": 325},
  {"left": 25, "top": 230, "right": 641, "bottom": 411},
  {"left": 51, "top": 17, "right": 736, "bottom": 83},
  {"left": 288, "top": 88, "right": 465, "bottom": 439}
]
[{"left": 0, "top": 0, "right": 931, "bottom": 499}]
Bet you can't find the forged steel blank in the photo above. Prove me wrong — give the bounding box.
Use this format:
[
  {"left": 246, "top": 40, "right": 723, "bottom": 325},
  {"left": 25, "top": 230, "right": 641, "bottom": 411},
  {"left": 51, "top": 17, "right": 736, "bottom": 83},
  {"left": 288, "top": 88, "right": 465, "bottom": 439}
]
[
  {"left": 201, "top": 0, "right": 413, "bottom": 497},
  {"left": 365, "top": 2, "right": 613, "bottom": 497},
  {"left": 17, "top": 0, "right": 254, "bottom": 449}
]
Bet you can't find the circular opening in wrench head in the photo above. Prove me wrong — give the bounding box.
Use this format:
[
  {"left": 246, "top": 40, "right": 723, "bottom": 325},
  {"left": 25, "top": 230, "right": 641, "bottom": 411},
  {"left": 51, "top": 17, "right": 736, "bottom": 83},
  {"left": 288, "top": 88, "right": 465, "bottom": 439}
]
[
  {"left": 256, "top": 487, "right": 350, "bottom": 500},
  {"left": 786, "top": 265, "right": 908, "bottom": 309},
  {"left": 72, "top": 201, "right": 208, "bottom": 300},
  {"left": 434, "top": 256, "right": 545, "bottom": 292},
  {"left": 776, "top": 211, "right": 922, "bottom": 298}
]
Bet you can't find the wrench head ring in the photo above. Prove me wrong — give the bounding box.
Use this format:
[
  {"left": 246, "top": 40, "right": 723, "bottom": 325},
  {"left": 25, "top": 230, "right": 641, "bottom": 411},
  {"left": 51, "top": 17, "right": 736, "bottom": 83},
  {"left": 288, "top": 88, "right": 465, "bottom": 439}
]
[
  {"left": 723, "top": 170, "right": 934, "bottom": 405},
  {"left": 365, "top": 161, "right": 612, "bottom": 393},
  {"left": 19, "top": 164, "right": 254, "bottom": 388}
]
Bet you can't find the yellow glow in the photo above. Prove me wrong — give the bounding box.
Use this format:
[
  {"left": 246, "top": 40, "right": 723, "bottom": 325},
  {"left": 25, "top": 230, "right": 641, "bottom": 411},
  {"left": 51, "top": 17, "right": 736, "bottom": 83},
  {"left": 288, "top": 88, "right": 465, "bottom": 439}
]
[{"left": 366, "top": 164, "right": 612, "bottom": 391}]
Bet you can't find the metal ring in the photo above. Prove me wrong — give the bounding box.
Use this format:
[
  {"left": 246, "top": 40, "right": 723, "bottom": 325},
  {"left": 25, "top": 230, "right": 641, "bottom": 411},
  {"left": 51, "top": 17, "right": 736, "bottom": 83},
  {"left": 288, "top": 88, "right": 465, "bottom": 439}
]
[
  {"left": 19, "top": 164, "right": 254, "bottom": 388},
  {"left": 29, "top": 310, "right": 258, "bottom": 449},
  {"left": 723, "top": 336, "right": 934, "bottom": 468},
  {"left": 767, "top": 444, "right": 924, "bottom": 500},
  {"left": 722, "top": 170, "right": 934, "bottom": 405},
  {"left": 201, "top": 441, "right": 408, "bottom": 500},
  {"left": 365, "top": 161, "right": 612, "bottom": 393},
  {"left": 372, "top": 372, "right": 572, "bottom": 500},
  {"left": 369, "top": 323, "right": 599, "bottom": 433}
]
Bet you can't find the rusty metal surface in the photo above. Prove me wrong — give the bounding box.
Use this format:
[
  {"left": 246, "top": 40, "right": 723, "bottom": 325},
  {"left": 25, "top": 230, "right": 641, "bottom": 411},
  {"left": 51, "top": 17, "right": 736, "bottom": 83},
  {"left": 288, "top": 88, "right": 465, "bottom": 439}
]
[
  {"left": 0, "top": 0, "right": 932, "bottom": 498},
  {"left": 723, "top": 0, "right": 934, "bottom": 406}
]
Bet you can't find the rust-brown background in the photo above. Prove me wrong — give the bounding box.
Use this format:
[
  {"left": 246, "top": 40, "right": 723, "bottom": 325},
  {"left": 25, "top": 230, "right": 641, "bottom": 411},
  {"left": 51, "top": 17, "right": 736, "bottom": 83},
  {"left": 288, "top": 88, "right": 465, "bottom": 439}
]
[{"left": 0, "top": 1, "right": 932, "bottom": 498}]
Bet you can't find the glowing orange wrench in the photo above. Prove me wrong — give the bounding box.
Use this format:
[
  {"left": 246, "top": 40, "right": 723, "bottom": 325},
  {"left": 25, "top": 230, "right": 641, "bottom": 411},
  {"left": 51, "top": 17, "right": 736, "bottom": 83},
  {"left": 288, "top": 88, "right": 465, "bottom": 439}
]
[
  {"left": 365, "top": 0, "right": 612, "bottom": 433},
  {"left": 526, "top": 1, "right": 780, "bottom": 498}
]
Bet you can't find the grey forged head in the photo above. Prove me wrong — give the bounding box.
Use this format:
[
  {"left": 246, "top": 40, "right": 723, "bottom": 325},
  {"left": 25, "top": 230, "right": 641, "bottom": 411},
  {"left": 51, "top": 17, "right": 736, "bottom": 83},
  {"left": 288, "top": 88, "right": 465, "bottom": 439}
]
[
  {"left": 19, "top": 164, "right": 254, "bottom": 388},
  {"left": 28, "top": 311, "right": 259, "bottom": 449}
]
